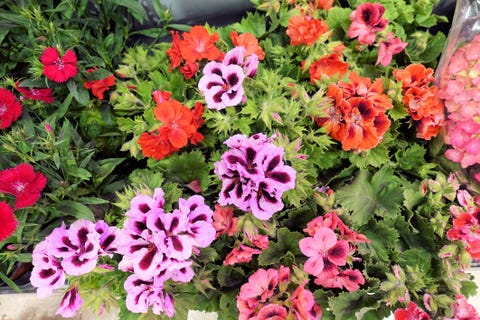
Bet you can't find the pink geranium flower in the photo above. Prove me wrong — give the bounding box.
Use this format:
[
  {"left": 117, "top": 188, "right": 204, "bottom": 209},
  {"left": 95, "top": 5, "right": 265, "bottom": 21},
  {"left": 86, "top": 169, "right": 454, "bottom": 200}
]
[
  {"left": 347, "top": 2, "right": 388, "bottom": 45},
  {"left": 376, "top": 32, "right": 408, "bottom": 66},
  {"left": 224, "top": 244, "right": 262, "bottom": 265},
  {"left": 299, "top": 226, "right": 349, "bottom": 276},
  {"left": 256, "top": 304, "right": 287, "bottom": 320},
  {"left": 291, "top": 282, "right": 322, "bottom": 320},
  {"left": 212, "top": 204, "right": 238, "bottom": 237},
  {"left": 445, "top": 294, "right": 480, "bottom": 320},
  {"left": 238, "top": 268, "right": 278, "bottom": 304},
  {"left": 56, "top": 286, "right": 83, "bottom": 318},
  {"left": 0, "top": 163, "right": 47, "bottom": 209},
  {"left": 40, "top": 47, "right": 78, "bottom": 83}
]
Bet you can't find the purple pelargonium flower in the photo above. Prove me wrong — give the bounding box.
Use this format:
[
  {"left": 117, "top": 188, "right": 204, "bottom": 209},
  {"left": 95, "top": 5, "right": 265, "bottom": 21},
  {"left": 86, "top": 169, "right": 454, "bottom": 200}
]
[
  {"left": 198, "top": 62, "right": 245, "bottom": 110},
  {"left": 124, "top": 274, "right": 175, "bottom": 317},
  {"left": 178, "top": 195, "right": 216, "bottom": 248},
  {"left": 30, "top": 240, "right": 66, "bottom": 298},
  {"left": 147, "top": 210, "right": 194, "bottom": 261},
  {"left": 214, "top": 133, "right": 296, "bottom": 220},
  {"left": 56, "top": 286, "right": 83, "bottom": 318},
  {"left": 223, "top": 46, "right": 259, "bottom": 77},
  {"left": 47, "top": 220, "right": 101, "bottom": 276},
  {"left": 95, "top": 220, "right": 119, "bottom": 256}
]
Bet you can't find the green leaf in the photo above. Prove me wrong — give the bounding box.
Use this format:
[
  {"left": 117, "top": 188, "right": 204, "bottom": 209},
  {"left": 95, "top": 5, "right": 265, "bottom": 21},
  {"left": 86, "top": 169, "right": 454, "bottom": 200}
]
[
  {"left": 359, "top": 220, "right": 399, "bottom": 263},
  {"left": 217, "top": 266, "right": 246, "bottom": 288},
  {"left": 230, "top": 11, "right": 267, "bottom": 38},
  {"left": 336, "top": 167, "right": 403, "bottom": 227},
  {"left": 85, "top": 68, "right": 113, "bottom": 81},
  {"left": 258, "top": 227, "right": 303, "bottom": 266},
  {"left": 93, "top": 158, "right": 126, "bottom": 185},
  {"left": 57, "top": 200, "right": 95, "bottom": 220},
  {"left": 399, "top": 248, "right": 431, "bottom": 275},
  {"left": 0, "top": 271, "right": 21, "bottom": 293},
  {"left": 67, "top": 79, "right": 90, "bottom": 106},
  {"left": 148, "top": 151, "right": 211, "bottom": 192},
  {"left": 329, "top": 290, "right": 379, "bottom": 320},
  {"left": 110, "top": 0, "right": 147, "bottom": 24},
  {"left": 131, "top": 28, "right": 169, "bottom": 39}
]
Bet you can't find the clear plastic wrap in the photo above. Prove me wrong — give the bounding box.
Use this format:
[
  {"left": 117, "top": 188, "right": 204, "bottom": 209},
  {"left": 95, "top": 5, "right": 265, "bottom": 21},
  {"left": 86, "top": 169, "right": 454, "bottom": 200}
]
[{"left": 436, "top": 0, "right": 480, "bottom": 173}]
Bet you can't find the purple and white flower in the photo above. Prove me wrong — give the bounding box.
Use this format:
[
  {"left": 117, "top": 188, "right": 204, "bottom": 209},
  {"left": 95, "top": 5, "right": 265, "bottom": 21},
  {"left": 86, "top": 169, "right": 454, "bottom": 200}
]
[
  {"left": 56, "top": 286, "right": 83, "bottom": 318},
  {"left": 30, "top": 240, "right": 66, "bottom": 297},
  {"left": 214, "top": 133, "right": 296, "bottom": 220}
]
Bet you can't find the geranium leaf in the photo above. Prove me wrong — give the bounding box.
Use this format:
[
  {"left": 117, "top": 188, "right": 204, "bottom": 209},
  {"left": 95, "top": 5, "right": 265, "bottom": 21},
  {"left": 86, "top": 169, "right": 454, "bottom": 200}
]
[
  {"left": 231, "top": 11, "right": 267, "bottom": 38},
  {"left": 217, "top": 266, "right": 246, "bottom": 288},
  {"left": 257, "top": 227, "right": 303, "bottom": 266},
  {"left": 358, "top": 220, "right": 399, "bottom": 263},
  {"left": 328, "top": 290, "right": 379, "bottom": 319}
]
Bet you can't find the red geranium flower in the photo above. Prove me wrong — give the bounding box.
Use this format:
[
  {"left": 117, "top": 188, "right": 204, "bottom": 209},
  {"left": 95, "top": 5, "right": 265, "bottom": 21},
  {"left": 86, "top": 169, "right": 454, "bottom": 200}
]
[
  {"left": 394, "top": 302, "right": 430, "bottom": 320},
  {"left": 15, "top": 82, "right": 54, "bottom": 103},
  {"left": 83, "top": 69, "right": 115, "bottom": 100},
  {"left": 0, "top": 88, "right": 22, "bottom": 130},
  {"left": 0, "top": 202, "right": 17, "bottom": 242},
  {"left": 40, "top": 47, "right": 78, "bottom": 83},
  {"left": 0, "top": 163, "right": 47, "bottom": 209}
]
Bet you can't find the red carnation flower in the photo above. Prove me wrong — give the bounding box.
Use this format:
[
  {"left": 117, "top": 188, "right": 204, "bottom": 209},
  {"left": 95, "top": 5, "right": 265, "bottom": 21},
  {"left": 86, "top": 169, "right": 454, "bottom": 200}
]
[
  {"left": 0, "top": 202, "right": 17, "bottom": 242},
  {"left": 40, "top": 47, "right": 78, "bottom": 83},
  {"left": 0, "top": 88, "right": 22, "bottom": 130},
  {"left": 0, "top": 163, "right": 47, "bottom": 209},
  {"left": 15, "top": 82, "right": 54, "bottom": 103}
]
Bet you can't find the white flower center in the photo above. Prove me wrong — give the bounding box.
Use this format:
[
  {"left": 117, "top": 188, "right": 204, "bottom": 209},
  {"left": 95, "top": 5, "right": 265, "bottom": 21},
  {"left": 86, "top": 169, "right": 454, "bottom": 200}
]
[
  {"left": 13, "top": 182, "right": 26, "bottom": 193},
  {"left": 0, "top": 103, "right": 6, "bottom": 116}
]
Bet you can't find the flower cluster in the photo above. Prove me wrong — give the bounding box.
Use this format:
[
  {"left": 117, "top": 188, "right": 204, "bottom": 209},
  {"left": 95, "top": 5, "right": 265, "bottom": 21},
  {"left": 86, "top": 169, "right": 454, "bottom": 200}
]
[
  {"left": 300, "top": 212, "right": 368, "bottom": 292},
  {"left": 394, "top": 64, "right": 445, "bottom": 140},
  {"left": 315, "top": 71, "right": 392, "bottom": 151},
  {"left": 438, "top": 34, "right": 480, "bottom": 168},
  {"left": 138, "top": 94, "right": 204, "bottom": 160},
  {"left": 30, "top": 219, "right": 118, "bottom": 315},
  {"left": 347, "top": 2, "right": 407, "bottom": 66},
  {"left": 214, "top": 133, "right": 296, "bottom": 220},
  {"left": 447, "top": 190, "right": 480, "bottom": 259},
  {"left": 199, "top": 47, "right": 258, "bottom": 110},
  {"left": 167, "top": 25, "right": 224, "bottom": 79},
  {"left": 237, "top": 266, "right": 322, "bottom": 320},
  {"left": 118, "top": 188, "right": 215, "bottom": 316}
]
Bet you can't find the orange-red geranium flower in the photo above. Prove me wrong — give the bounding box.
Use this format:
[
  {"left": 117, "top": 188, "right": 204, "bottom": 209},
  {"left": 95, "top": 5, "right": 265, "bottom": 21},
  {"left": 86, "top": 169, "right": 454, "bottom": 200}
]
[
  {"left": 83, "top": 69, "right": 115, "bottom": 100},
  {"left": 286, "top": 14, "right": 329, "bottom": 46},
  {"left": 308, "top": 54, "right": 349, "bottom": 83},
  {"left": 137, "top": 128, "right": 178, "bottom": 160},
  {"left": 317, "top": 84, "right": 391, "bottom": 151},
  {"left": 166, "top": 30, "right": 183, "bottom": 71},
  {"left": 154, "top": 100, "right": 196, "bottom": 149},
  {"left": 138, "top": 97, "right": 205, "bottom": 160},
  {"left": 230, "top": 31, "right": 265, "bottom": 60},
  {"left": 315, "top": 0, "right": 334, "bottom": 9},
  {"left": 337, "top": 71, "right": 393, "bottom": 111},
  {"left": 179, "top": 26, "right": 224, "bottom": 63},
  {"left": 393, "top": 63, "right": 435, "bottom": 90}
]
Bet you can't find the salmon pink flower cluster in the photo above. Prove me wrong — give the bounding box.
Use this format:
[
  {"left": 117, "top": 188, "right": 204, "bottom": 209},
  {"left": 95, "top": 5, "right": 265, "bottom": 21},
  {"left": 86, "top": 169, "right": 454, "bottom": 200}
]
[
  {"left": 445, "top": 294, "right": 480, "bottom": 320},
  {"left": 137, "top": 93, "right": 204, "bottom": 160},
  {"left": 446, "top": 190, "right": 480, "bottom": 260},
  {"left": 237, "top": 266, "right": 322, "bottom": 320},
  {"left": 117, "top": 188, "right": 215, "bottom": 316},
  {"left": 198, "top": 46, "right": 258, "bottom": 110},
  {"left": 437, "top": 34, "right": 480, "bottom": 168},
  {"left": 315, "top": 71, "right": 392, "bottom": 151},
  {"left": 214, "top": 133, "right": 296, "bottom": 220},
  {"left": 394, "top": 64, "right": 445, "bottom": 140},
  {"left": 300, "top": 212, "right": 368, "bottom": 292}
]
